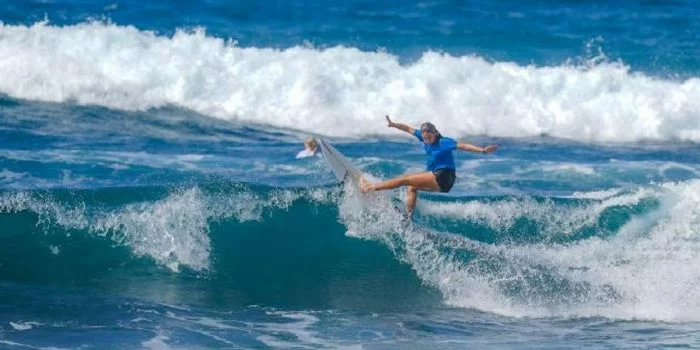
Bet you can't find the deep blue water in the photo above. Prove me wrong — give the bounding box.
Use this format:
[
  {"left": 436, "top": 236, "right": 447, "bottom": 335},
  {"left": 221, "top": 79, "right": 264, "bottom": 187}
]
[{"left": 2, "top": 1, "right": 700, "bottom": 349}]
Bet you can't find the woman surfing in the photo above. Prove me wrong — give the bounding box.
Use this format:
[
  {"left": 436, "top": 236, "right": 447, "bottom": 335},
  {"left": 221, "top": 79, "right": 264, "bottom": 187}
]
[{"left": 360, "top": 115, "right": 498, "bottom": 218}]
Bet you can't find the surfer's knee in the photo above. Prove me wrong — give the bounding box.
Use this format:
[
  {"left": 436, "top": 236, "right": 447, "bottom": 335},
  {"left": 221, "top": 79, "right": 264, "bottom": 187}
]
[{"left": 407, "top": 185, "right": 418, "bottom": 194}]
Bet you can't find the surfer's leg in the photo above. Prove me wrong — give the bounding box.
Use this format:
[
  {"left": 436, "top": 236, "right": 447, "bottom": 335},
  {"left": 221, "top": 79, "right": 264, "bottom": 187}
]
[
  {"left": 361, "top": 172, "right": 439, "bottom": 192},
  {"left": 407, "top": 185, "right": 419, "bottom": 217},
  {"left": 361, "top": 172, "right": 439, "bottom": 218}
]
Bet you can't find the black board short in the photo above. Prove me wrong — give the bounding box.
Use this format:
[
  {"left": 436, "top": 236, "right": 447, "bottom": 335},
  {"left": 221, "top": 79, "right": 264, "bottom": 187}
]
[{"left": 433, "top": 168, "right": 456, "bottom": 193}]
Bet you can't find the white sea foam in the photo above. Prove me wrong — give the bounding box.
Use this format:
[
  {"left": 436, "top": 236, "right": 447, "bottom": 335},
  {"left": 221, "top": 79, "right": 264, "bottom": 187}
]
[
  {"left": 338, "top": 177, "right": 700, "bottom": 321},
  {"left": 9, "top": 321, "right": 41, "bottom": 331},
  {"left": 141, "top": 335, "right": 172, "bottom": 350},
  {"left": 1, "top": 21, "right": 699, "bottom": 142},
  {"left": 539, "top": 163, "right": 597, "bottom": 175},
  {"left": 418, "top": 186, "right": 654, "bottom": 238},
  {"left": 443, "top": 181, "right": 700, "bottom": 321},
  {"left": 0, "top": 169, "right": 27, "bottom": 182},
  {"left": 471, "top": 180, "right": 700, "bottom": 321}
]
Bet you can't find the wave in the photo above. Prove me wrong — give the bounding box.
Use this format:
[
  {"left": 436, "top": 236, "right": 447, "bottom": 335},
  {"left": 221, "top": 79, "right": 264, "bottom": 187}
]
[
  {"left": 1, "top": 21, "right": 700, "bottom": 143},
  {"left": 2, "top": 179, "right": 700, "bottom": 320},
  {"left": 0, "top": 184, "right": 338, "bottom": 273}
]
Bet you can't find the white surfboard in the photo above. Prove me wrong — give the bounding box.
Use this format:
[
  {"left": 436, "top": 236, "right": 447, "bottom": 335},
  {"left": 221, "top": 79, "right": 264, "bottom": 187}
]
[
  {"left": 318, "top": 138, "right": 411, "bottom": 222},
  {"left": 318, "top": 138, "right": 363, "bottom": 184}
]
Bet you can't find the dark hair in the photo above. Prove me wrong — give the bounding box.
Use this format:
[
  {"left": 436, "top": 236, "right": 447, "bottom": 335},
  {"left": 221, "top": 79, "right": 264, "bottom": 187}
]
[{"left": 420, "top": 122, "right": 441, "bottom": 144}]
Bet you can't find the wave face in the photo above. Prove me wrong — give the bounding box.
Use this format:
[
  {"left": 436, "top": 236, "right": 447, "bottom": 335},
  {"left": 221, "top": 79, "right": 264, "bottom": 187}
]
[
  {"left": 0, "top": 185, "right": 440, "bottom": 311},
  {"left": 3, "top": 1, "right": 700, "bottom": 348},
  {"left": 1, "top": 22, "right": 700, "bottom": 143},
  {"left": 2, "top": 180, "right": 700, "bottom": 321}
]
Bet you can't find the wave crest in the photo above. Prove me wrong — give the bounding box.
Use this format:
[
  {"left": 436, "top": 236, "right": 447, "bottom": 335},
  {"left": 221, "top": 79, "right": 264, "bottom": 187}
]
[{"left": 1, "top": 22, "right": 700, "bottom": 142}]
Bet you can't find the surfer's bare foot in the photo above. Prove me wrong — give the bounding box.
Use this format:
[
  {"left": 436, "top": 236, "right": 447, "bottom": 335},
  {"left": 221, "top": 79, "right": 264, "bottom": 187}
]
[{"left": 359, "top": 177, "right": 374, "bottom": 193}]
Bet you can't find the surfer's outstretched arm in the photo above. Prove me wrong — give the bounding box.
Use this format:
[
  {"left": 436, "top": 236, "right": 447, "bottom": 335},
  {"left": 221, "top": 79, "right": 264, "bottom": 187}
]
[
  {"left": 385, "top": 115, "right": 417, "bottom": 136},
  {"left": 457, "top": 142, "right": 499, "bottom": 154}
]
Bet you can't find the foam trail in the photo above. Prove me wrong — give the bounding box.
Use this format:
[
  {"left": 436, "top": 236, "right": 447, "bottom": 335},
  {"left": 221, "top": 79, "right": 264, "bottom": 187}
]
[{"left": 1, "top": 22, "right": 700, "bottom": 142}]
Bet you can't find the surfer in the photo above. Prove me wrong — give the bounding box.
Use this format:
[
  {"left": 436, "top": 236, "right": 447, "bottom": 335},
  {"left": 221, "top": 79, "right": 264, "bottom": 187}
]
[
  {"left": 296, "top": 136, "right": 321, "bottom": 159},
  {"left": 360, "top": 115, "right": 498, "bottom": 217}
]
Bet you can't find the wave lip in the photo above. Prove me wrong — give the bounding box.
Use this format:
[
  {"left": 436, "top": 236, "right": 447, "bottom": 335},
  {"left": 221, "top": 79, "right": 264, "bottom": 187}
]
[
  {"left": 0, "top": 188, "right": 212, "bottom": 272},
  {"left": 0, "top": 185, "right": 339, "bottom": 273},
  {"left": 1, "top": 22, "right": 700, "bottom": 142}
]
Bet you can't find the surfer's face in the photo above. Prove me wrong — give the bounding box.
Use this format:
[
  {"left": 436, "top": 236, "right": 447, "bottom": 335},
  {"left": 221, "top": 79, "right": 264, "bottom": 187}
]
[{"left": 421, "top": 130, "right": 437, "bottom": 144}]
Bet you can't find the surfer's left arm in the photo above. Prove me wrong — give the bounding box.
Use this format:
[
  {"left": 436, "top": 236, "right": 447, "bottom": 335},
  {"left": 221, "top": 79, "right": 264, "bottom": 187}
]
[{"left": 457, "top": 142, "right": 498, "bottom": 154}]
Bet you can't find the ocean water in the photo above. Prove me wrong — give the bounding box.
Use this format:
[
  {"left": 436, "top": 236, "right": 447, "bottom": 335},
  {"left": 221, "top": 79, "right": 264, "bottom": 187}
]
[{"left": 2, "top": 0, "right": 700, "bottom": 348}]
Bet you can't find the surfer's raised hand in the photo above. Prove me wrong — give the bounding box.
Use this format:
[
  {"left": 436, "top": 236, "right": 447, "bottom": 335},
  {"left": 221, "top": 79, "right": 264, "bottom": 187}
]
[
  {"left": 483, "top": 145, "right": 499, "bottom": 154},
  {"left": 385, "top": 115, "right": 395, "bottom": 128},
  {"left": 385, "top": 115, "right": 415, "bottom": 135}
]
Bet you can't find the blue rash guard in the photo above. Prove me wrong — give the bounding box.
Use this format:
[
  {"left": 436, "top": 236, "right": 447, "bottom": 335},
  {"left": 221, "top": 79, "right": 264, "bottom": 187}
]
[{"left": 413, "top": 129, "right": 457, "bottom": 172}]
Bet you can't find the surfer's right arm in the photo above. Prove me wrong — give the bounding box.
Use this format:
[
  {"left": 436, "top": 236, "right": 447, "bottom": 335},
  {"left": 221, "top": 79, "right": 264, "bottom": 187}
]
[{"left": 385, "top": 115, "right": 417, "bottom": 135}]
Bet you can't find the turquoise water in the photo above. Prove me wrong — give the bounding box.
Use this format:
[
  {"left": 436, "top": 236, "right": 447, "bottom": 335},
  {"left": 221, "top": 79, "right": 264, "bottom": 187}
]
[{"left": 2, "top": 1, "right": 700, "bottom": 348}]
